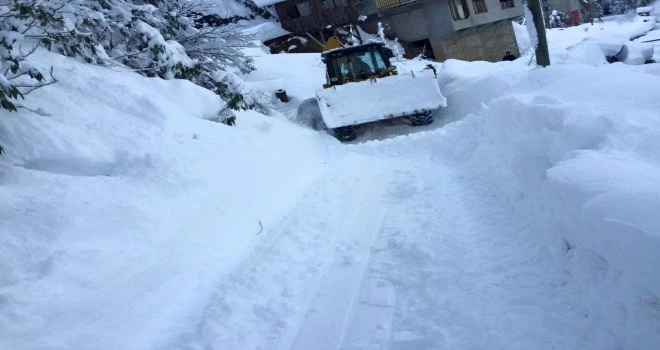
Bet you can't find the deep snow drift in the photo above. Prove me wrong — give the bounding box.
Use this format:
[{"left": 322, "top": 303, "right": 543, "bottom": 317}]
[
  {"left": 2, "top": 10, "right": 660, "bottom": 350},
  {"left": 0, "top": 49, "right": 331, "bottom": 349}
]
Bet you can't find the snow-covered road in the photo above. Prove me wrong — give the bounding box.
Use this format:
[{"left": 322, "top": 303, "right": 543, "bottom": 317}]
[
  {"left": 179, "top": 140, "right": 603, "bottom": 350},
  {"left": 4, "top": 13, "right": 660, "bottom": 349}
]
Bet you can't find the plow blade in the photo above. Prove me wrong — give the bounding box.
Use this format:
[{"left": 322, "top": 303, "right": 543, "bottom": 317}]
[{"left": 315, "top": 73, "right": 447, "bottom": 129}]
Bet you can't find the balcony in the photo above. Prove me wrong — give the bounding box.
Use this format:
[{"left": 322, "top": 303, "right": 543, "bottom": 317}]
[{"left": 375, "top": 0, "right": 419, "bottom": 9}]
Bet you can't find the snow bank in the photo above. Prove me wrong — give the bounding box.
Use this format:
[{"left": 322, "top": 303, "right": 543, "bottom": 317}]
[
  {"left": 241, "top": 20, "right": 290, "bottom": 42},
  {"left": 563, "top": 40, "right": 609, "bottom": 65},
  {"left": 636, "top": 6, "right": 655, "bottom": 14},
  {"left": 436, "top": 59, "right": 532, "bottom": 123},
  {"left": 617, "top": 41, "right": 655, "bottom": 63},
  {"left": 425, "top": 61, "right": 660, "bottom": 347},
  {"left": 246, "top": 52, "right": 326, "bottom": 102},
  {"left": 514, "top": 13, "right": 657, "bottom": 64},
  {"left": 0, "top": 50, "right": 331, "bottom": 349},
  {"left": 359, "top": 57, "right": 660, "bottom": 346}
]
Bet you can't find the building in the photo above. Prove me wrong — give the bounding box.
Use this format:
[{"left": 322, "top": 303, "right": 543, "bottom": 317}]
[
  {"left": 356, "top": 0, "right": 524, "bottom": 61},
  {"left": 270, "top": 0, "right": 360, "bottom": 39},
  {"left": 267, "top": 0, "right": 523, "bottom": 62}
]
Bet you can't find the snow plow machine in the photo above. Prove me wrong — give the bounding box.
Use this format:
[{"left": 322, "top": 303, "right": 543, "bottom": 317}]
[{"left": 315, "top": 36, "right": 447, "bottom": 141}]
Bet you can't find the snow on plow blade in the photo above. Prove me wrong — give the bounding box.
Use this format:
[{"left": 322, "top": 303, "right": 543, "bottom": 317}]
[{"left": 315, "top": 73, "right": 447, "bottom": 129}]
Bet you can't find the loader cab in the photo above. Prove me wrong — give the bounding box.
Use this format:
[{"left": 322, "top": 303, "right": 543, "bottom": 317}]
[{"left": 321, "top": 43, "right": 397, "bottom": 88}]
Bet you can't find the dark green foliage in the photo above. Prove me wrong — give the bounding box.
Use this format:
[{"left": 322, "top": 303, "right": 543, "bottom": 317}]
[{"left": 1, "top": 0, "right": 264, "bottom": 115}]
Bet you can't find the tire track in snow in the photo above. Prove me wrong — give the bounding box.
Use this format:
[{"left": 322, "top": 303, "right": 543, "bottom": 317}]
[
  {"left": 175, "top": 152, "right": 391, "bottom": 350},
  {"left": 284, "top": 168, "right": 391, "bottom": 350}
]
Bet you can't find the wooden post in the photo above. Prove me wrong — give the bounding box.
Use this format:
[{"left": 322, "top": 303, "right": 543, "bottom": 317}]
[{"left": 527, "top": 0, "right": 550, "bottom": 67}]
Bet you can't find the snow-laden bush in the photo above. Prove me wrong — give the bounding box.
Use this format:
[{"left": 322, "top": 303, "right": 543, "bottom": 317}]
[
  {"left": 0, "top": 0, "right": 262, "bottom": 115},
  {"left": 0, "top": 0, "right": 94, "bottom": 112},
  {"left": 549, "top": 9, "right": 568, "bottom": 28}
]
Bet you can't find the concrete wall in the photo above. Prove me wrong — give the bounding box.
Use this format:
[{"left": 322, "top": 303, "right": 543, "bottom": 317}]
[
  {"left": 424, "top": 0, "right": 456, "bottom": 40},
  {"left": 353, "top": 0, "right": 521, "bottom": 62},
  {"left": 431, "top": 19, "right": 520, "bottom": 61},
  {"left": 388, "top": 9, "right": 429, "bottom": 41}
]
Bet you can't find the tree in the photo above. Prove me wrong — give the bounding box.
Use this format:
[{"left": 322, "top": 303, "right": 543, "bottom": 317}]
[
  {"left": 580, "top": 0, "right": 604, "bottom": 23},
  {"left": 0, "top": 0, "right": 83, "bottom": 112},
  {"left": 2, "top": 0, "right": 267, "bottom": 153},
  {"left": 1, "top": 0, "right": 265, "bottom": 114}
]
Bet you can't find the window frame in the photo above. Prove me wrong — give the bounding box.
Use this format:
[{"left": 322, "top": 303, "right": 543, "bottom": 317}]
[
  {"left": 296, "top": 1, "right": 312, "bottom": 16},
  {"left": 449, "top": 0, "right": 470, "bottom": 21},
  {"left": 472, "top": 0, "right": 488, "bottom": 14},
  {"left": 500, "top": 0, "right": 515, "bottom": 9}
]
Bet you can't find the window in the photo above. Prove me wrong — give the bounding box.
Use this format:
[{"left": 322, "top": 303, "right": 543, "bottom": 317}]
[
  {"left": 449, "top": 0, "right": 470, "bottom": 20},
  {"left": 296, "top": 2, "right": 312, "bottom": 16},
  {"left": 472, "top": 0, "right": 487, "bottom": 13},
  {"left": 370, "top": 51, "right": 387, "bottom": 70},
  {"left": 333, "top": 49, "right": 389, "bottom": 81},
  {"left": 286, "top": 5, "right": 300, "bottom": 18},
  {"left": 500, "top": 0, "right": 514, "bottom": 9}
]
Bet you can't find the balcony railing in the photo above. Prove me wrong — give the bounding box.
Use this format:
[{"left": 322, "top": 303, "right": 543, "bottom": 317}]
[{"left": 375, "top": 0, "right": 418, "bottom": 9}]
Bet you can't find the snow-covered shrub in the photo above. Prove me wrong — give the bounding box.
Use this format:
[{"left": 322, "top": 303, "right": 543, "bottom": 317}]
[
  {"left": 0, "top": 0, "right": 79, "bottom": 112},
  {"left": 549, "top": 9, "right": 568, "bottom": 28},
  {"left": 1, "top": 0, "right": 262, "bottom": 114},
  {"left": 177, "top": 0, "right": 265, "bottom": 111}
]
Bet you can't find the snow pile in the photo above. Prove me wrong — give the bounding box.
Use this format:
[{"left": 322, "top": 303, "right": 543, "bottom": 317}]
[
  {"left": 636, "top": 6, "right": 655, "bottom": 14},
  {"left": 513, "top": 12, "right": 657, "bottom": 64},
  {"left": 616, "top": 41, "right": 655, "bottom": 63},
  {"left": 0, "top": 49, "right": 331, "bottom": 349},
  {"left": 427, "top": 61, "right": 660, "bottom": 346},
  {"left": 436, "top": 59, "right": 532, "bottom": 123},
  {"left": 242, "top": 20, "right": 290, "bottom": 42},
  {"left": 316, "top": 72, "right": 446, "bottom": 128}
]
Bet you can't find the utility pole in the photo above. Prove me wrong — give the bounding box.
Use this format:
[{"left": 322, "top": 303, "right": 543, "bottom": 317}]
[{"left": 527, "top": 0, "right": 550, "bottom": 66}]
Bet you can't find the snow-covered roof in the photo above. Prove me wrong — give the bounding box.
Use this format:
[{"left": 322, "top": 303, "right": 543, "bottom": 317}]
[
  {"left": 636, "top": 6, "right": 654, "bottom": 14},
  {"left": 252, "top": 0, "right": 287, "bottom": 7}
]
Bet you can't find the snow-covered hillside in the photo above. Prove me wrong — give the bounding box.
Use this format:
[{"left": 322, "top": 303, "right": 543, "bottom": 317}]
[
  {"left": 1, "top": 6, "right": 660, "bottom": 350},
  {"left": 0, "top": 49, "right": 331, "bottom": 349}
]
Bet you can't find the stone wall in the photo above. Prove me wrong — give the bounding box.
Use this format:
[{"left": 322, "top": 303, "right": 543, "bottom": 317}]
[{"left": 431, "top": 19, "right": 520, "bottom": 62}]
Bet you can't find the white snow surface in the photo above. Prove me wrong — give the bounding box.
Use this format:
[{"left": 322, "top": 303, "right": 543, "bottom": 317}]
[
  {"left": 636, "top": 6, "right": 655, "bottom": 14},
  {"left": 194, "top": 0, "right": 253, "bottom": 18},
  {"left": 241, "top": 20, "right": 290, "bottom": 42},
  {"left": 252, "top": 0, "right": 286, "bottom": 6},
  {"left": 316, "top": 72, "right": 447, "bottom": 128},
  {"left": 2, "top": 11, "right": 660, "bottom": 350}
]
